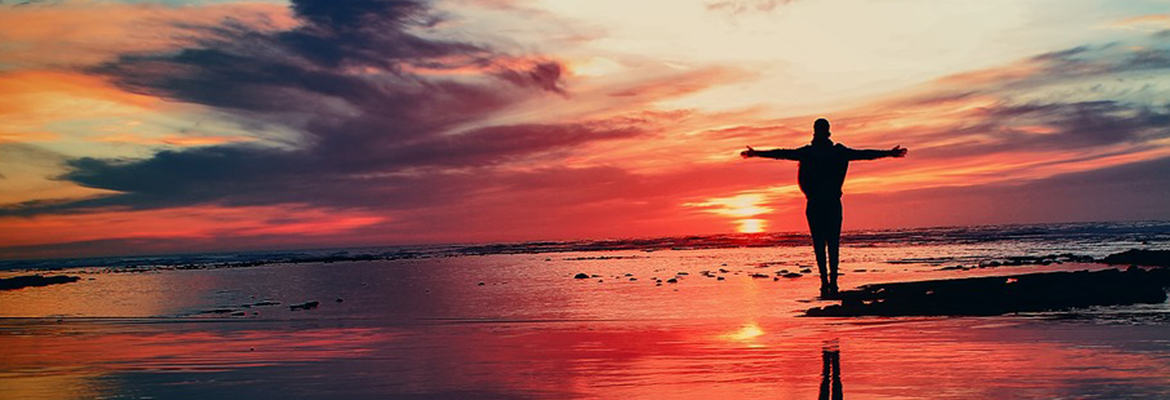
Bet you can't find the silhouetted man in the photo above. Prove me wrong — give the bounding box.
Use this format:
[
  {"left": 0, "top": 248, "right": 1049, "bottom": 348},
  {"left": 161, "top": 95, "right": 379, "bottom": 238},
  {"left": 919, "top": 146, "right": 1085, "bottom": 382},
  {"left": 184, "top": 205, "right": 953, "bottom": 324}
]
[{"left": 741, "top": 118, "right": 906, "bottom": 297}]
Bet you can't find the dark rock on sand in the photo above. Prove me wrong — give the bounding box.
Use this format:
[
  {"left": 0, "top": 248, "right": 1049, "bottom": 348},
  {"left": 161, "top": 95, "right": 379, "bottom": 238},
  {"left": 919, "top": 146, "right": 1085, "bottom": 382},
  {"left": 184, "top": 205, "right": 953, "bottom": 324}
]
[
  {"left": 477, "top": 282, "right": 486, "bottom": 286},
  {"left": 782, "top": 273, "right": 803, "bottom": 278},
  {"left": 666, "top": 278, "right": 678, "bottom": 284},
  {"left": 1102, "top": 249, "right": 1170, "bottom": 267},
  {"left": 252, "top": 301, "right": 281, "bottom": 307},
  {"left": 290, "top": 301, "right": 320, "bottom": 311},
  {"left": 573, "top": 273, "right": 590, "bottom": 279},
  {"left": 807, "top": 268, "right": 1170, "bottom": 317},
  {"left": 750, "top": 273, "right": 770, "bottom": 279},
  {"left": 800, "top": 268, "right": 812, "bottom": 273},
  {"left": 0, "top": 275, "right": 81, "bottom": 291}
]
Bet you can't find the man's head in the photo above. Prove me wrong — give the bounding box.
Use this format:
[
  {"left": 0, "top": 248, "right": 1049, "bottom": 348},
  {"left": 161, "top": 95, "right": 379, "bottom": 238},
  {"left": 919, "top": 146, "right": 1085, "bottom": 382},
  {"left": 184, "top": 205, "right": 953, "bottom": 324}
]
[{"left": 813, "top": 118, "right": 831, "bottom": 140}]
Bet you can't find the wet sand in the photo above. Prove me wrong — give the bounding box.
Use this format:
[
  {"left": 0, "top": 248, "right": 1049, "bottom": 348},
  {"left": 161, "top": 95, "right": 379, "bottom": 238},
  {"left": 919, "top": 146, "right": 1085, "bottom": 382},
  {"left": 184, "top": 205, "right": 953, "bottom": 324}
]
[{"left": 2, "top": 245, "right": 1170, "bottom": 399}]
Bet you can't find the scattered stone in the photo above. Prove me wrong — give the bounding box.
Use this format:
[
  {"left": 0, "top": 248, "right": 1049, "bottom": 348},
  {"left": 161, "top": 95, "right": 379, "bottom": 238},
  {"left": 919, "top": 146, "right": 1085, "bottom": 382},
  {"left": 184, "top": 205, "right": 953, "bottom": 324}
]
[
  {"left": 773, "top": 277, "right": 779, "bottom": 281},
  {"left": 750, "top": 273, "right": 770, "bottom": 279},
  {"left": 629, "top": 277, "right": 637, "bottom": 281},
  {"left": 667, "top": 278, "right": 678, "bottom": 283},
  {"left": 253, "top": 301, "right": 281, "bottom": 307},
  {"left": 336, "top": 298, "right": 344, "bottom": 303},
  {"left": 800, "top": 268, "right": 812, "bottom": 273},
  {"left": 677, "top": 272, "right": 689, "bottom": 276},
  {"left": 0, "top": 275, "right": 81, "bottom": 291},
  {"left": 853, "top": 269, "right": 867, "bottom": 273},
  {"left": 477, "top": 282, "right": 486, "bottom": 286},
  {"left": 624, "top": 273, "right": 633, "bottom": 277},
  {"left": 717, "top": 276, "right": 726, "bottom": 281},
  {"left": 573, "top": 273, "right": 590, "bottom": 279},
  {"left": 719, "top": 268, "right": 730, "bottom": 273},
  {"left": 290, "top": 301, "right": 320, "bottom": 311},
  {"left": 230, "top": 311, "right": 246, "bottom": 317},
  {"left": 782, "top": 273, "right": 803, "bottom": 279}
]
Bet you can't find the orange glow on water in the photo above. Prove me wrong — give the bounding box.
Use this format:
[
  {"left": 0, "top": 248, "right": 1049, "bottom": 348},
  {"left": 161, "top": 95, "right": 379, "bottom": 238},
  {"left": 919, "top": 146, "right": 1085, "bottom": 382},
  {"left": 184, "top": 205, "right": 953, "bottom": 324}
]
[{"left": 722, "top": 322, "right": 766, "bottom": 347}]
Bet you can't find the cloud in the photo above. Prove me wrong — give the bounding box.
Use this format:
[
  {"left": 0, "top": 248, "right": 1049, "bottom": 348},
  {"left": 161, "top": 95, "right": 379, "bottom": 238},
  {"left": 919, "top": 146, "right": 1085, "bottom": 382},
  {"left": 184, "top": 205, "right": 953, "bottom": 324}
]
[
  {"left": 2, "top": 0, "right": 622, "bottom": 215},
  {"left": 0, "top": 1, "right": 296, "bottom": 69},
  {"left": 706, "top": 0, "right": 798, "bottom": 16}
]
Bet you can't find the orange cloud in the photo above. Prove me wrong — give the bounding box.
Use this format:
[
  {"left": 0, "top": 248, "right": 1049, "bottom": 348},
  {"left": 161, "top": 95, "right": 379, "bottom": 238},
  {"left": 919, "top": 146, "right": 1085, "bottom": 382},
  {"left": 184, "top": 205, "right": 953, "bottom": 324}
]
[
  {"left": 0, "top": 1, "right": 296, "bottom": 68},
  {"left": 1110, "top": 14, "right": 1170, "bottom": 30},
  {"left": 0, "top": 204, "right": 385, "bottom": 248},
  {"left": 90, "top": 133, "right": 257, "bottom": 147}
]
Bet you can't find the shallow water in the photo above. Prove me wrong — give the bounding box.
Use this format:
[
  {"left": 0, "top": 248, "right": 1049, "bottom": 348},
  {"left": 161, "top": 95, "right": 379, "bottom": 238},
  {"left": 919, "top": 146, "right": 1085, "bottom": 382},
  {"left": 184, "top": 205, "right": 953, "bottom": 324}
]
[{"left": 3, "top": 224, "right": 1170, "bottom": 399}]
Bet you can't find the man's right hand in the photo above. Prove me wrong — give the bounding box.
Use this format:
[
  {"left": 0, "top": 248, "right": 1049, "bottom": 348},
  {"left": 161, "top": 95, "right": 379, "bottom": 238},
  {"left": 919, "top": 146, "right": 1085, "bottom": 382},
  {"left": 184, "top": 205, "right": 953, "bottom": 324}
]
[
  {"left": 890, "top": 145, "right": 908, "bottom": 158},
  {"left": 741, "top": 146, "right": 757, "bottom": 158}
]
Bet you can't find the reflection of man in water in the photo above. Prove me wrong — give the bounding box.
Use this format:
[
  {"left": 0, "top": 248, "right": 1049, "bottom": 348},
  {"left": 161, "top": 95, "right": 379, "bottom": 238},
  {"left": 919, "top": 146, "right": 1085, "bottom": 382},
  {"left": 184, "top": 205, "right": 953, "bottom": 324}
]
[
  {"left": 742, "top": 118, "right": 907, "bottom": 297},
  {"left": 820, "top": 346, "right": 843, "bottom": 400}
]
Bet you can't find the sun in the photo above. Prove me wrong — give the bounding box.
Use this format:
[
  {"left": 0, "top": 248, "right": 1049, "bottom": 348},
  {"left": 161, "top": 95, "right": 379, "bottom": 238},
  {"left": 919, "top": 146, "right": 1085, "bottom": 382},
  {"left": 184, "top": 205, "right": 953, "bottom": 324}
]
[{"left": 737, "top": 218, "right": 766, "bottom": 233}]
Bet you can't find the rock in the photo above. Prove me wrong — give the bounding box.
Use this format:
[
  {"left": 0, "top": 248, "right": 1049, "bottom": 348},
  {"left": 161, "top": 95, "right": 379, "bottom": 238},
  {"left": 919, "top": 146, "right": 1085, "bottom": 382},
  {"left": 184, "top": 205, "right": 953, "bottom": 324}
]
[
  {"left": 800, "top": 268, "right": 812, "bottom": 273},
  {"left": 717, "top": 276, "right": 726, "bottom": 281},
  {"left": 667, "top": 278, "right": 678, "bottom": 283},
  {"left": 573, "top": 273, "right": 590, "bottom": 279},
  {"left": 230, "top": 311, "right": 246, "bottom": 317},
  {"left": 853, "top": 269, "right": 867, "bottom": 273},
  {"left": 750, "top": 273, "right": 770, "bottom": 279},
  {"left": 782, "top": 273, "right": 803, "bottom": 278},
  {"left": 719, "top": 268, "right": 730, "bottom": 273},
  {"left": 806, "top": 268, "right": 1170, "bottom": 317},
  {"left": 336, "top": 298, "right": 344, "bottom": 303},
  {"left": 773, "top": 277, "right": 779, "bottom": 281},
  {"left": 677, "top": 272, "right": 689, "bottom": 276},
  {"left": 290, "top": 301, "right": 320, "bottom": 311},
  {"left": 624, "top": 273, "right": 633, "bottom": 277},
  {"left": 629, "top": 277, "right": 637, "bottom": 281},
  {"left": 0, "top": 275, "right": 81, "bottom": 291},
  {"left": 253, "top": 301, "right": 281, "bottom": 307},
  {"left": 1102, "top": 249, "right": 1170, "bottom": 267},
  {"left": 477, "top": 282, "right": 486, "bottom": 286}
]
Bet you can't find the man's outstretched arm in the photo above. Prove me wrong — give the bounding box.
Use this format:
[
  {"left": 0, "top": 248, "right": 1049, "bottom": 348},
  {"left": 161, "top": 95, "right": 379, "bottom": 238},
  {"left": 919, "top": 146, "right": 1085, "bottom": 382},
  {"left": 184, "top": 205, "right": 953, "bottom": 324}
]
[
  {"left": 846, "top": 145, "right": 908, "bottom": 161},
  {"left": 741, "top": 146, "right": 802, "bottom": 161}
]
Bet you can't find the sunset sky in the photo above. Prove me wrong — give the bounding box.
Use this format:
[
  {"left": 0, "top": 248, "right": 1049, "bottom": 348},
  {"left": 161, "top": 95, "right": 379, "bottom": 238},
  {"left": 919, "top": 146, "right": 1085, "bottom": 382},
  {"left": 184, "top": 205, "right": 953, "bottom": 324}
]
[{"left": 2, "top": 0, "right": 1169, "bottom": 259}]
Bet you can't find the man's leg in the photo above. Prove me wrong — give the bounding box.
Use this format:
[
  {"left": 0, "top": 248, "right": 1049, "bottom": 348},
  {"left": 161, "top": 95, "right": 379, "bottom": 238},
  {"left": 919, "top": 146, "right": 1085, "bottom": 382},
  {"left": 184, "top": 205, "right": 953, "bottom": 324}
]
[
  {"left": 824, "top": 198, "right": 843, "bottom": 294},
  {"left": 813, "top": 235, "right": 828, "bottom": 293},
  {"left": 807, "top": 202, "right": 830, "bottom": 296}
]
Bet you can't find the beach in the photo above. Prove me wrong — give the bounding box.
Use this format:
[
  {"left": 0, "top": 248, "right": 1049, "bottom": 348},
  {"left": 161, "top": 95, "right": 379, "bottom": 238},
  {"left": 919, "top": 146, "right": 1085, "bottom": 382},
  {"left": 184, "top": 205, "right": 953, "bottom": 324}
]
[{"left": 3, "top": 222, "right": 1170, "bottom": 399}]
